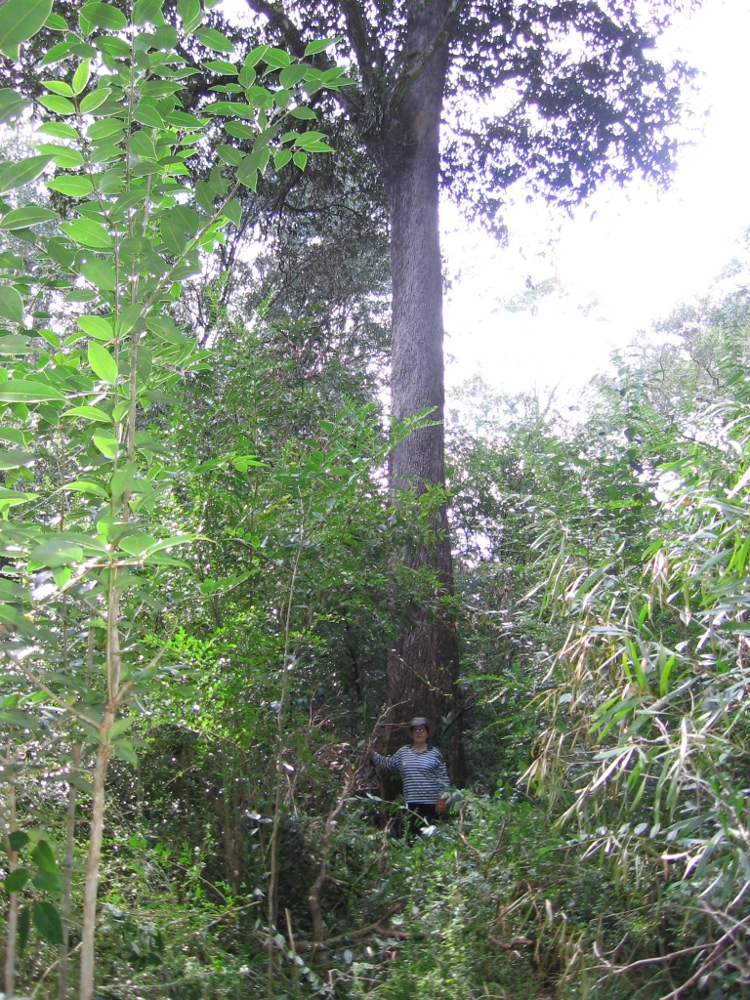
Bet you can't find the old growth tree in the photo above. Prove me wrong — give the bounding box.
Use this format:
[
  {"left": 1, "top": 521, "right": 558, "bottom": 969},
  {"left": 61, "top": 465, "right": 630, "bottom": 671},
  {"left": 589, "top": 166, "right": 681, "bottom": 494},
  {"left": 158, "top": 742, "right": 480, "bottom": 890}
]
[{"left": 237, "top": 0, "right": 689, "bottom": 768}]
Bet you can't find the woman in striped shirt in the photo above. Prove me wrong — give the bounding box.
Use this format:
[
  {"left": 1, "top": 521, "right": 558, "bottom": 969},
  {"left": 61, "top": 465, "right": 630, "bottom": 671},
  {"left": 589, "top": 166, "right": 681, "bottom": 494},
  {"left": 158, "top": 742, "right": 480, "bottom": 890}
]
[{"left": 368, "top": 717, "right": 449, "bottom": 827}]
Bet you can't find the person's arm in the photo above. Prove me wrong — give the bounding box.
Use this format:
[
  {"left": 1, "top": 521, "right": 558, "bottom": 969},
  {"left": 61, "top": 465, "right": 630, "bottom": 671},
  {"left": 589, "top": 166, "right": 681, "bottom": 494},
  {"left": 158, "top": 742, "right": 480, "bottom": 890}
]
[
  {"left": 368, "top": 746, "right": 398, "bottom": 773},
  {"left": 433, "top": 749, "right": 450, "bottom": 813}
]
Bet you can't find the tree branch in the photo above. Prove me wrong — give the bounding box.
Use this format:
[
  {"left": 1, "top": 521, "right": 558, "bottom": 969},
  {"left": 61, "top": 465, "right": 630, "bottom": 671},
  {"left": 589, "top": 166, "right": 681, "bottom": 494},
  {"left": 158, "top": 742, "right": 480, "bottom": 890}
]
[{"left": 387, "top": 0, "right": 468, "bottom": 114}]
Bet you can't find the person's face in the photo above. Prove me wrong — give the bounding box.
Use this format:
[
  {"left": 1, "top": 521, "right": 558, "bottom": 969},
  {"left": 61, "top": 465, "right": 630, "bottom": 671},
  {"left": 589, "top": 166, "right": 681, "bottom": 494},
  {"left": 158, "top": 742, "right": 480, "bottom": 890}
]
[{"left": 411, "top": 725, "right": 427, "bottom": 746}]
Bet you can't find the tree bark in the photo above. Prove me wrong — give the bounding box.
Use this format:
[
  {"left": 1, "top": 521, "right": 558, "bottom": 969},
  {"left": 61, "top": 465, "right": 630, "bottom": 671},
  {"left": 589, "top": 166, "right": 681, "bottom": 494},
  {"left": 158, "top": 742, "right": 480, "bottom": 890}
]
[{"left": 377, "top": 0, "right": 464, "bottom": 781}]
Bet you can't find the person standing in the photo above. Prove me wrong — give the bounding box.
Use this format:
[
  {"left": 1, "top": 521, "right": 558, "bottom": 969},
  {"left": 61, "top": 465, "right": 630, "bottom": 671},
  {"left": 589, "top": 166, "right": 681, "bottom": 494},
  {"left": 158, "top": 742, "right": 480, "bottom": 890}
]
[{"left": 368, "top": 717, "right": 449, "bottom": 830}]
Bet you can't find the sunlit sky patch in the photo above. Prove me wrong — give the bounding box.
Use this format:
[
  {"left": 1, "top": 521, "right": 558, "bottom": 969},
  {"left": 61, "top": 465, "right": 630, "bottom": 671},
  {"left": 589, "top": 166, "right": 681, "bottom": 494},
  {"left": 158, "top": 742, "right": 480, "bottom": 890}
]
[{"left": 443, "top": 0, "right": 750, "bottom": 399}]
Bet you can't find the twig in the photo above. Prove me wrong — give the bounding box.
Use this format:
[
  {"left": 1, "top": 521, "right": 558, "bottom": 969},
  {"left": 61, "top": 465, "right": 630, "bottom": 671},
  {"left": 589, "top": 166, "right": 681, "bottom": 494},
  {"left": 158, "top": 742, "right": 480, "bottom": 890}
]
[{"left": 294, "top": 904, "right": 403, "bottom": 953}]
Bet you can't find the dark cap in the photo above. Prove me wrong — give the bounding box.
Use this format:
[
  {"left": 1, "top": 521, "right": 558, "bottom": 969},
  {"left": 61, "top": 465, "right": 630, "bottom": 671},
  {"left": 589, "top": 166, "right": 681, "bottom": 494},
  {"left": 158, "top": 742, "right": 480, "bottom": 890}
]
[{"left": 410, "top": 717, "right": 429, "bottom": 731}]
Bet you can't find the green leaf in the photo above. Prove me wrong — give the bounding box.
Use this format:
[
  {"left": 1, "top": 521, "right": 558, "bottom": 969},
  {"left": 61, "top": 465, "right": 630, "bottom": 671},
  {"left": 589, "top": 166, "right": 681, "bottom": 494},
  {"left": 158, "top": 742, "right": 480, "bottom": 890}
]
[
  {"left": 203, "top": 59, "right": 237, "bottom": 74},
  {"left": 64, "top": 480, "right": 109, "bottom": 499},
  {"left": 274, "top": 149, "right": 292, "bottom": 171},
  {"left": 0, "top": 206, "right": 59, "bottom": 230},
  {"left": 159, "top": 205, "right": 199, "bottom": 255},
  {"left": 33, "top": 901, "right": 63, "bottom": 944},
  {"left": 31, "top": 840, "right": 58, "bottom": 874},
  {"left": 77, "top": 315, "right": 114, "bottom": 342},
  {"left": 293, "top": 151, "right": 307, "bottom": 171},
  {"left": 118, "top": 533, "right": 156, "bottom": 556},
  {"left": 79, "top": 2, "right": 127, "bottom": 36},
  {"left": 0, "top": 380, "right": 64, "bottom": 403},
  {"left": 0, "top": 0, "right": 53, "bottom": 60},
  {"left": 111, "top": 462, "right": 136, "bottom": 498},
  {"left": 132, "top": 0, "right": 165, "bottom": 26},
  {"left": 111, "top": 739, "right": 138, "bottom": 767},
  {"left": 263, "top": 47, "right": 290, "bottom": 69},
  {"left": 79, "top": 87, "right": 114, "bottom": 114},
  {"left": 28, "top": 538, "right": 84, "bottom": 568},
  {"left": 0, "top": 155, "right": 54, "bottom": 195},
  {"left": 0, "top": 336, "right": 33, "bottom": 355},
  {"left": 0, "top": 88, "right": 29, "bottom": 124},
  {"left": 43, "top": 80, "right": 74, "bottom": 97},
  {"left": 62, "top": 405, "right": 112, "bottom": 424},
  {"left": 39, "top": 94, "right": 76, "bottom": 115},
  {"left": 0, "top": 450, "right": 35, "bottom": 469},
  {"left": 290, "top": 105, "right": 317, "bottom": 120},
  {"left": 88, "top": 342, "right": 118, "bottom": 385},
  {"left": 72, "top": 59, "right": 91, "bottom": 95},
  {"left": 0, "top": 287, "right": 23, "bottom": 324},
  {"left": 93, "top": 431, "right": 118, "bottom": 458},
  {"left": 303, "top": 37, "right": 339, "bottom": 57},
  {"left": 36, "top": 121, "right": 77, "bottom": 139},
  {"left": 80, "top": 257, "right": 116, "bottom": 291},
  {"left": 224, "top": 121, "right": 255, "bottom": 139},
  {"left": 107, "top": 716, "right": 134, "bottom": 739},
  {"left": 47, "top": 176, "right": 94, "bottom": 198},
  {"left": 8, "top": 831, "right": 29, "bottom": 853},
  {"left": 44, "top": 12, "right": 68, "bottom": 30},
  {"left": 177, "top": 0, "right": 202, "bottom": 32},
  {"left": 5, "top": 868, "right": 30, "bottom": 892},
  {"left": 60, "top": 218, "right": 112, "bottom": 249},
  {"left": 133, "top": 100, "right": 164, "bottom": 129},
  {"left": 32, "top": 870, "right": 63, "bottom": 893},
  {"left": 195, "top": 27, "right": 234, "bottom": 53}
]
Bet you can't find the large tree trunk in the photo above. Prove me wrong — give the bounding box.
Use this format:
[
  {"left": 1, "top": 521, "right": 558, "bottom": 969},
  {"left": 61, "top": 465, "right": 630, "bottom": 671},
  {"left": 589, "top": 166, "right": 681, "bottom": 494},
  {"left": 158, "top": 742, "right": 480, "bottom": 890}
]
[{"left": 378, "top": 2, "right": 464, "bottom": 782}]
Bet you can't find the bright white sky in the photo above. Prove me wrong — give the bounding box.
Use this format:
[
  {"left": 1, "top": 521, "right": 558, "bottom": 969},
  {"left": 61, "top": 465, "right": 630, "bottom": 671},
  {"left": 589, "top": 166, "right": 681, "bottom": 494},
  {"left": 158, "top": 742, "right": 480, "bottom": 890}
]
[{"left": 443, "top": 0, "right": 750, "bottom": 399}]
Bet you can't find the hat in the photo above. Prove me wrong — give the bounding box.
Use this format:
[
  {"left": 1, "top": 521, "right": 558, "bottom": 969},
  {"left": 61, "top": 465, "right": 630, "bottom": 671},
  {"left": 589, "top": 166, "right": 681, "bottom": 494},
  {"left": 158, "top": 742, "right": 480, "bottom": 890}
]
[{"left": 410, "top": 717, "right": 429, "bottom": 731}]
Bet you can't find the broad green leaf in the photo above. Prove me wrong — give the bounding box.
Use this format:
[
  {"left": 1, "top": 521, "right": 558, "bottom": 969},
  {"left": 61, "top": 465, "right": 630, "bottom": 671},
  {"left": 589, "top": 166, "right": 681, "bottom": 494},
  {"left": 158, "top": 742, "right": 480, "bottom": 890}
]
[
  {"left": 28, "top": 538, "right": 84, "bottom": 567},
  {"left": 31, "top": 841, "right": 58, "bottom": 874},
  {"left": 5, "top": 868, "right": 30, "bottom": 892},
  {"left": 32, "top": 871, "right": 63, "bottom": 893},
  {"left": 0, "top": 707, "right": 39, "bottom": 730},
  {"left": 107, "top": 716, "right": 134, "bottom": 739},
  {"left": 118, "top": 533, "right": 156, "bottom": 556},
  {"left": 293, "top": 151, "right": 307, "bottom": 171},
  {"left": 263, "top": 47, "right": 290, "bottom": 69},
  {"left": 0, "top": 155, "right": 54, "bottom": 194},
  {"left": 78, "top": 3, "right": 127, "bottom": 36},
  {"left": 111, "top": 739, "right": 138, "bottom": 767},
  {"left": 87, "top": 119, "right": 122, "bottom": 141},
  {"left": 34, "top": 144, "right": 83, "bottom": 169},
  {"left": 40, "top": 40, "right": 76, "bottom": 65},
  {"left": 224, "top": 121, "right": 255, "bottom": 139},
  {"left": 79, "top": 88, "right": 113, "bottom": 114},
  {"left": 33, "top": 901, "right": 63, "bottom": 945},
  {"left": 47, "top": 176, "right": 94, "bottom": 198},
  {"left": 274, "top": 149, "right": 292, "bottom": 171},
  {"left": 0, "top": 487, "right": 36, "bottom": 509},
  {"left": 44, "top": 12, "right": 68, "bottom": 30},
  {"left": 290, "top": 105, "right": 317, "bottom": 120},
  {"left": 93, "top": 431, "right": 118, "bottom": 458},
  {"left": 64, "top": 480, "right": 109, "bottom": 499},
  {"left": 177, "top": 0, "right": 201, "bottom": 31},
  {"left": 195, "top": 27, "right": 234, "bottom": 53},
  {"left": 0, "top": 88, "right": 29, "bottom": 124},
  {"left": 8, "top": 830, "right": 29, "bottom": 853},
  {"left": 0, "top": 0, "right": 53, "bottom": 60},
  {"left": 80, "top": 257, "right": 116, "bottom": 291},
  {"left": 146, "top": 316, "right": 188, "bottom": 344},
  {"left": 0, "top": 380, "right": 64, "bottom": 402},
  {"left": 88, "top": 341, "right": 117, "bottom": 384},
  {"left": 60, "top": 218, "right": 112, "bottom": 249},
  {"left": 111, "top": 462, "right": 136, "bottom": 498},
  {"left": 132, "top": 0, "right": 165, "bottom": 26},
  {"left": 160, "top": 205, "right": 199, "bottom": 255},
  {"left": 303, "top": 37, "right": 339, "bottom": 57},
  {"left": 0, "top": 206, "right": 59, "bottom": 230},
  {"left": 77, "top": 315, "right": 113, "bottom": 341},
  {"left": 0, "top": 287, "right": 23, "bottom": 324},
  {"left": 0, "top": 336, "right": 34, "bottom": 355},
  {"left": 203, "top": 60, "right": 237, "bottom": 74},
  {"left": 37, "top": 121, "right": 78, "bottom": 140},
  {"left": 42, "top": 80, "right": 73, "bottom": 97},
  {"left": 0, "top": 450, "right": 35, "bottom": 469},
  {"left": 39, "top": 94, "right": 76, "bottom": 115},
  {"left": 72, "top": 59, "right": 91, "bottom": 95},
  {"left": 62, "top": 405, "right": 112, "bottom": 423},
  {"left": 132, "top": 101, "right": 164, "bottom": 128}
]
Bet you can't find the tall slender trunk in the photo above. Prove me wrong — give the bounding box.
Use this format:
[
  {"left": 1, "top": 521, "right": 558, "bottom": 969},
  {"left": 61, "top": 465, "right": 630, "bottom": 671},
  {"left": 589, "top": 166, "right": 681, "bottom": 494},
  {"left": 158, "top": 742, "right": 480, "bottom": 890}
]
[{"left": 379, "top": 7, "right": 464, "bottom": 781}]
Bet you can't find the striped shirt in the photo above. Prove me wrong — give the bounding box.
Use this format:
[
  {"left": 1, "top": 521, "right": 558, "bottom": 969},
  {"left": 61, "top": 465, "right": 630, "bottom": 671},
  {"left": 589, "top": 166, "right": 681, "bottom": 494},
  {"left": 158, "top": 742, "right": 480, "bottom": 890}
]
[{"left": 372, "top": 746, "right": 449, "bottom": 805}]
